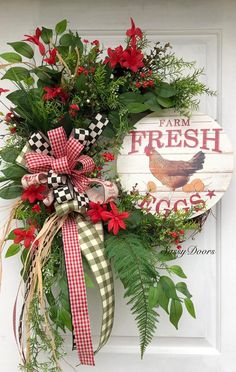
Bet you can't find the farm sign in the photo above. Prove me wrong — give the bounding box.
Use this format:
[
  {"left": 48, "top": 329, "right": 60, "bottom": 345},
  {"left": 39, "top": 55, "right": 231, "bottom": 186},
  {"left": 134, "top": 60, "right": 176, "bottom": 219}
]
[{"left": 117, "top": 112, "right": 233, "bottom": 217}]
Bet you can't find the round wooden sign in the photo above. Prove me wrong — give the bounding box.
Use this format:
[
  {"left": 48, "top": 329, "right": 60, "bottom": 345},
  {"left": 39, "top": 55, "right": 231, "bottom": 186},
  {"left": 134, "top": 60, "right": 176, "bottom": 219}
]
[{"left": 117, "top": 112, "right": 234, "bottom": 217}]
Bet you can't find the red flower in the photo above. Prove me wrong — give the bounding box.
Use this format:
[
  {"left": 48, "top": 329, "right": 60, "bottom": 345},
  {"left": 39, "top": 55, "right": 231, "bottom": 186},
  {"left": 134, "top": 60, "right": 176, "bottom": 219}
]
[
  {"left": 87, "top": 201, "right": 107, "bottom": 224},
  {"left": 91, "top": 39, "right": 100, "bottom": 46},
  {"left": 104, "top": 45, "right": 124, "bottom": 69},
  {"left": 13, "top": 225, "right": 37, "bottom": 249},
  {"left": 0, "top": 88, "right": 9, "bottom": 95},
  {"left": 77, "top": 66, "right": 89, "bottom": 76},
  {"left": 43, "top": 86, "right": 68, "bottom": 103},
  {"left": 121, "top": 47, "right": 144, "bottom": 72},
  {"left": 22, "top": 184, "right": 46, "bottom": 204},
  {"left": 43, "top": 48, "right": 57, "bottom": 65},
  {"left": 101, "top": 202, "right": 129, "bottom": 235},
  {"left": 170, "top": 231, "right": 178, "bottom": 238},
  {"left": 126, "top": 18, "right": 143, "bottom": 40},
  {"left": 32, "top": 204, "right": 41, "bottom": 213},
  {"left": 5, "top": 112, "right": 14, "bottom": 123},
  {"left": 10, "top": 127, "right": 17, "bottom": 134},
  {"left": 24, "top": 28, "right": 46, "bottom": 56},
  {"left": 69, "top": 104, "right": 80, "bottom": 117},
  {"left": 102, "top": 152, "right": 115, "bottom": 162}
]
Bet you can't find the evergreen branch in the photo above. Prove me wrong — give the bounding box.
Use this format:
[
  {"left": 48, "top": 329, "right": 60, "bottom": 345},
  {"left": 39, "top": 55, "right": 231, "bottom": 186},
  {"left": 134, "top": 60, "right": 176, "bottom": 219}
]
[{"left": 105, "top": 232, "right": 159, "bottom": 357}]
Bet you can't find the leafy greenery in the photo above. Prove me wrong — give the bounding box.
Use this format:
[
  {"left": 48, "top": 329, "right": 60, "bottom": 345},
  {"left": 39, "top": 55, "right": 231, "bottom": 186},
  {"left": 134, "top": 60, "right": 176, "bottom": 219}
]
[{"left": 105, "top": 232, "right": 159, "bottom": 357}]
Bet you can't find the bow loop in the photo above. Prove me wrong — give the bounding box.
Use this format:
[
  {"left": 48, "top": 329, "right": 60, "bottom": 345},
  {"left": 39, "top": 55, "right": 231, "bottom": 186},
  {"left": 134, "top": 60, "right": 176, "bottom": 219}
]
[
  {"left": 47, "top": 126, "right": 67, "bottom": 158},
  {"left": 51, "top": 156, "right": 71, "bottom": 174}
]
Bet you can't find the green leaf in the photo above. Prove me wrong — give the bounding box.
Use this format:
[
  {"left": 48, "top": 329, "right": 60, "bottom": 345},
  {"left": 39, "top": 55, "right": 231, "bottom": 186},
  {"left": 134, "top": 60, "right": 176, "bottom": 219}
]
[
  {"left": 2, "top": 165, "right": 26, "bottom": 180},
  {"left": 0, "top": 52, "right": 22, "bottom": 63},
  {"left": 170, "top": 299, "right": 183, "bottom": 329},
  {"left": 127, "top": 102, "right": 149, "bottom": 113},
  {"left": 59, "top": 33, "right": 74, "bottom": 47},
  {"left": 6, "top": 230, "right": 16, "bottom": 240},
  {"left": 0, "top": 176, "right": 8, "bottom": 183},
  {"left": 55, "top": 19, "right": 67, "bottom": 35},
  {"left": 5, "top": 243, "right": 20, "bottom": 258},
  {"left": 155, "top": 82, "right": 176, "bottom": 98},
  {"left": 169, "top": 265, "right": 187, "bottom": 278},
  {"left": 6, "top": 90, "right": 26, "bottom": 105},
  {"left": 2, "top": 67, "right": 30, "bottom": 82},
  {"left": 119, "top": 92, "right": 144, "bottom": 104},
  {"left": 148, "top": 286, "right": 159, "bottom": 308},
  {"left": 58, "top": 307, "right": 72, "bottom": 331},
  {"left": 156, "top": 282, "right": 169, "bottom": 314},
  {"left": 41, "top": 27, "right": 53, "bottom": 44},
  {"left": 143, "top": 92, "right": 162, "bottom": 112},
  {"left": 156, "top": 96, "right": 174, "bottom": 108},
  {"left": 156, "top": 250, "right": 176, "bottom": 262},
  {"left": 0, "top": 184, "right": 22, "bottom": 199},
  {"left": 159, "top": 276, "right": 179, "bottom": 300},
  {"left": 184, "top": 298, "right": 196, "bottom": 318},
  {"left": 0, "top": 147, "right": 20, "bottom": 163},
  {"left": 8, "top": 42, "right": 34, "bottom": 59},
  {"left": 176, "top": 282, "right": 192, "bottom": 298}
]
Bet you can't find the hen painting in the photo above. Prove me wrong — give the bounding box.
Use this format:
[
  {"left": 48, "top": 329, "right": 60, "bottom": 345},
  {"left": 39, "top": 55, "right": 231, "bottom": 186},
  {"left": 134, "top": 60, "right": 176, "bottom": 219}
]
[{"left": 144, "top": 147, "right": 205, "bottom": 190}]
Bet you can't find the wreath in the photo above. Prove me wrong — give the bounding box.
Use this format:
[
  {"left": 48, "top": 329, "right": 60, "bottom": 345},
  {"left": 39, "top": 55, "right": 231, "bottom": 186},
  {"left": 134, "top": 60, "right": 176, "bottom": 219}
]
[{"left": 0, "top": 18, "right": 215, "bottom": 371}]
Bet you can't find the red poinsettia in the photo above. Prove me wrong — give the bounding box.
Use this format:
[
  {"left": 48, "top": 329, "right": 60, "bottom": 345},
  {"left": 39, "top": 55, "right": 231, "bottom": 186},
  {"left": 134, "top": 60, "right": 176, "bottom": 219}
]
[
  {"left": 13, "top": 225, "right": 37, "bottom": 249},
  {"left": 104, "top": 45, "right": 124, "bottom": 69},
  {"left": 126, "top": 18, "right": 143, "bottom": 41},
  {"left": 102, "top": 152, "right": 115, "bottom": 162},
  {"left": 24, "top": 28, "right": 46, "bottom": 56},
  {"left": 32, "top": 204, "right": 41, "bottom": 213},
  {"left": 21, "top": 184, "right": 46, "bottom": 204},
  {"left": 43, "top": 48, "right": 57, "bottom": 65},
  {"left": 87, "top": 201, "right": 107, "bottom": 224},
  {"left": 0, "top": 88, "right": 9, "bottom": 95},
  {"left": 43, "top": 86, "right": 68, "bottom": 103},
  {"left": 101, "top": 202, "right": 129, "bottom": 235},
  {"left": 121, "top": 46, "right": 144, "bottom": 72}
]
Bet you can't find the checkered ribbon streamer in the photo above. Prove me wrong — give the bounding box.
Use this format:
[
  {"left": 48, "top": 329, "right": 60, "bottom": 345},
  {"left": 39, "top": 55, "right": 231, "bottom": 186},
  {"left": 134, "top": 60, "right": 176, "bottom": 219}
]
[
  {"left": 15, "top": 114, "right": 115, "bottom": 366},
  {"left": 75, "top": 217, "right": 115, "bottom": 352}
]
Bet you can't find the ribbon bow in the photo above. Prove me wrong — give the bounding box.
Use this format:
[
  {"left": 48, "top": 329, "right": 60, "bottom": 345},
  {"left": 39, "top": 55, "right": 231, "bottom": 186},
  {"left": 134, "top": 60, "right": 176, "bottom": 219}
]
[{"left": 15, "top": 114, "right": 116, "bottom": 366}]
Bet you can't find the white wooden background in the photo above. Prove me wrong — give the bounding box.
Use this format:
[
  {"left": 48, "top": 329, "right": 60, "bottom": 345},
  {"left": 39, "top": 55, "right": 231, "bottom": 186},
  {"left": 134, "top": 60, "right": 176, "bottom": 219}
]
[{"left": 0, "top": 1, "right": 235, "bottom": 372}]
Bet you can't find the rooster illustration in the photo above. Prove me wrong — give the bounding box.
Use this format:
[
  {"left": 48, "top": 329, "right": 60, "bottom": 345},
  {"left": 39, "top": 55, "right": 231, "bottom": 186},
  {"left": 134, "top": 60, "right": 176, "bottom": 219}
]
[{"left": 144, "top": 147, "right": 205, "bottom": 190}]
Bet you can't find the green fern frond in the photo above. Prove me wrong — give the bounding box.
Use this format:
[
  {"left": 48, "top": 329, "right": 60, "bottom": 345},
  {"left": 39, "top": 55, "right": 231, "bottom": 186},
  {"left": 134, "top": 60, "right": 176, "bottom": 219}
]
[{"left": 105, "top": 232, "right": 159, "bottom": 358}]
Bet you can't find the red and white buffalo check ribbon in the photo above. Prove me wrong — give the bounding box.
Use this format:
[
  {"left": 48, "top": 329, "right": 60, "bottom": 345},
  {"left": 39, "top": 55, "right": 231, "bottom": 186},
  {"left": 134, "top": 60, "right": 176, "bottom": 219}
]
[{"left": 62, "top": 217, "right": 95, "bottom": 366}]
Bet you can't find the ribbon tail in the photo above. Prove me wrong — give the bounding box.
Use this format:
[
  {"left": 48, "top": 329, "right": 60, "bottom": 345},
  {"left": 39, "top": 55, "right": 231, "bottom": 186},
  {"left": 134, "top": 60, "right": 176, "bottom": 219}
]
[
  {"left": 62, "top": 217, "right": 95, "bottom": 366},
  {"left": 75, "top": 217, "right": 115, "bottom": 352}
]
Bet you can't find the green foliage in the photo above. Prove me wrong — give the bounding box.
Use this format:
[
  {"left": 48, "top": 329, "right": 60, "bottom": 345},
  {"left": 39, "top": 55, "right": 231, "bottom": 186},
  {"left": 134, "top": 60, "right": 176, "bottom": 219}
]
[
  {"left": 2, "top": 164, "right": 27, "bottom": 180},
  {"left": 0, "top": 52, "right": 22, "bottom": 63},
  {"left": 2, "top": 67, "right": 30, "bottom": 82},
  {"left": 41, "top": 27, "right": 53, "bottom": 44},
  {"left": 105, "top": 232, "right": 159, "bottom": 358},
  {"left": 0, "top": 146, "right": 19, "bottom": 163},
  {"left": 5, "top": 243, "right": 20, "bottom": 258},
  {"left": 7, "top": 41, "right": 34, "bottom": 59},
  {"left": 55, "top": 19, "right": 68, "bottom": 35},
  {"left": 170, "top": 299, "right": 183, "bottom": 329},
  {"left": 0, "top": 184, "right": 22, "bottom": 199},
  {"left": 184, "top": 298, "right": 196, "bottom": 318}
]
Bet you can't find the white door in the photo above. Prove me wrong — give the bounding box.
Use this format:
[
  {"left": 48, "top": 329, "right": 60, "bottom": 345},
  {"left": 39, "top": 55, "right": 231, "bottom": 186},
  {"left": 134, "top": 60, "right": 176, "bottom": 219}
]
[{"left": 0, "top": 1, "right": 235, "bottom": 372}]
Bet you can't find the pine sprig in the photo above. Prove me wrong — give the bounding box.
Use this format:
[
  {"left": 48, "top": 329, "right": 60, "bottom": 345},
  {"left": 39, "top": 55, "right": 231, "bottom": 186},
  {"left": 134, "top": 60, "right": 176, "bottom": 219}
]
[{"left": 105, "top": 232, "right": 159, "bottom": 358}]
